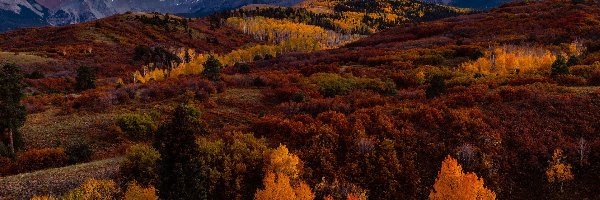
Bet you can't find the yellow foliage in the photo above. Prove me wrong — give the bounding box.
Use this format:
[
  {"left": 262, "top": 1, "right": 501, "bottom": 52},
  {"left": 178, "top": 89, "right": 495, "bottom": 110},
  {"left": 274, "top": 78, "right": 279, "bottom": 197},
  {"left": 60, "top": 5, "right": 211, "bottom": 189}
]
[
  {"left": 30, "top": 196, "right": 58, "bottom": 200},
  {"left": 266, "top": 145, "right": 301, "bottom": 179},
  {"left": 226, "top": 16, "right": 357, "bottom": 48},
  {"left": 62, "top": 179, "right": 119, "bottom": 200},
  {"left": 430, "top": 156, "right": 496, "bottom": 200},
  {"left": 546, "top": 149, "right": 574, "bottom": 184},
  {"left": 461, "top": 46, "right": 556, "bottom": 75},
  {"left": 124, "top": 182, "right": 159, "bottom": 200},
  {"left": 254, "top": 172, "right": 314, "bottom": 200}
]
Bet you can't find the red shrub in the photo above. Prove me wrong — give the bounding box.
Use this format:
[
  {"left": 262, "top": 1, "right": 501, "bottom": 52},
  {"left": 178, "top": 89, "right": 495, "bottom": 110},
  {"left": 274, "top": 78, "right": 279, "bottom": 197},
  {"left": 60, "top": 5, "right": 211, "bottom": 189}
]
[
  {"left": 0, "top": 156, "right": 15, "bottom": 175},
  {"left": 72, "top": 90, "right": 115, "bottom": 112},
  {"left": 16, "top": 148, "right": 68, "bottom": 173}
]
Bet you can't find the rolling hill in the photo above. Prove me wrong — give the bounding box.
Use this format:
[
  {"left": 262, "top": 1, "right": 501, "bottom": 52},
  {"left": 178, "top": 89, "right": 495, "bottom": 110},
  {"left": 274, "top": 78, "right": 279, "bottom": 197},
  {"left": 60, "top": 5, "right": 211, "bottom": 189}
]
[{"left": 2, "top": 0, "right": 600, "bottom": 199}]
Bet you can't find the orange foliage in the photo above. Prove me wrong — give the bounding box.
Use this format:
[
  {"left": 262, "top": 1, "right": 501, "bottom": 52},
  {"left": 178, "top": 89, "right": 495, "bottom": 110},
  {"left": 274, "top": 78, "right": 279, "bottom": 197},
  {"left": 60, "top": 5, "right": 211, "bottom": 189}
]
[
  {"left": 546, "top": 149, "right": 574, "bottom": 188},
  {"left": 124, "top": 181, "right": 159, "bottom": 200},
  {"left": 461, "top": 46, "right": 556, "bottom": 75},
  {"left": 254, "top": 172, "right": 314, "bottom": 200},
  {"left": 430, "top": 156, "right": 496, "bottom": 200}
]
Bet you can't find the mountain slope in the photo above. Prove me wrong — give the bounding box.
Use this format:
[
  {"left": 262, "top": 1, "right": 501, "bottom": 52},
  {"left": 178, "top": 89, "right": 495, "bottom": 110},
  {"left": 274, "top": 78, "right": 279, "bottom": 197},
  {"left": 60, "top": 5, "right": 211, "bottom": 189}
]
[
  {"left": 423, "top": 0, "right": 515, "bottom": 9},
  {"left": 0, "top": 0, "right": 50, "bottom": 31},
  {"left": 0, "top": 12, "right": 257, "bottom": 77}
]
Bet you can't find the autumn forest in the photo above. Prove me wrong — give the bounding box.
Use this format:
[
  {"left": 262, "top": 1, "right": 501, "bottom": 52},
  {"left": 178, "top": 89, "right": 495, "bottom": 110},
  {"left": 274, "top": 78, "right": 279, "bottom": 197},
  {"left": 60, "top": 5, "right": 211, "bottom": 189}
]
[{"left": 1, "top": 0, "right": 600, "bottom": 199}]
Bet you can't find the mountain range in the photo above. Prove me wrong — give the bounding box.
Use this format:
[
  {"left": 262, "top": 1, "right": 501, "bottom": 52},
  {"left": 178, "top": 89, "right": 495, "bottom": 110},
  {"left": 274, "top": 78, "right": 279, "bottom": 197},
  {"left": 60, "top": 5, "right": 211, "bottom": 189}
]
[
  {"left": 0, "top": 0, "right": 303, "bottom": 32},
  {"left": 423, "top": 0, "right": 514, "bottom": 9},
  {"left": 0, "top": 0, "right": 515, "bottom": 32}
]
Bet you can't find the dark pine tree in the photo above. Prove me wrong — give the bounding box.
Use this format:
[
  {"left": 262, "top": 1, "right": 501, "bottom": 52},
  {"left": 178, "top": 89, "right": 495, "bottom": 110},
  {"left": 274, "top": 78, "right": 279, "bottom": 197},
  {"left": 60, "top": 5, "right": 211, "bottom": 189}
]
[
  {"left": 202, "top": 55, "right": 222, "bottom": 81},
  {"left": 566, "top": 55, "right": 580, "bottom": 66},
  {"left": 426, "top": 75, "right": 446, "bottom": 99},
  {"left": 0, "top": 63, "right": 26, "bottom": 156},
  {"left": 154, "top": 104, "right": 206, "bottom": 200},
  {"left": 551, "top": 55, "right": 569, "bottom": 77},
  {"left": 76, "top": 66, "right": 97, "bottom": 91}
]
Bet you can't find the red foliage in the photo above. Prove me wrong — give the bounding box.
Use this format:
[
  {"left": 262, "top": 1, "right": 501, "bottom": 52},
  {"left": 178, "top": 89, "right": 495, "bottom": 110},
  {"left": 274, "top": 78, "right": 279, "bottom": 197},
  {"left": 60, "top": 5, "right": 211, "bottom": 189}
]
[{"left": 15, "top": 148, "right": 68, "bottom": 173}]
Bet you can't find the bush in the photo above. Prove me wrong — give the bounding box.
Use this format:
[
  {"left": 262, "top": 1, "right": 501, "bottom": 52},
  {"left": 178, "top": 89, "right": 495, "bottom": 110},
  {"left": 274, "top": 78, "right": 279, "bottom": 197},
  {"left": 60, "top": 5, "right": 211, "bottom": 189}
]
[
  {"left": 65, "top": 142, "right": 94, "bottom": 164},
  {"left": 551, "top": 55, "right": 569, "bottom": 77},
  {"left": 16, "top": 148, "right": 68, "bottom": 173},
  {"left": 310, "top": 73, "right": 355, "bottom": 97},
  {"left": 72, "top": 91, "right": 114, "bottom": 112},
  {"left": 124, "top": 181, "right": 158, "bottom": 200},
  {"left": 62, "top": 179, "right": 119, "bottom": 200},
  {"left": 120, "top": 144, "right": 160, "bottom": 186},
  {"left": 116, "top": 114, "right": 155, "bottom": 140},
  {"left": 426, "top": 75, "right": 447, "bottom": 99},
  {"left": 76, "top": 66, "right": 97, "bottom": 91}
]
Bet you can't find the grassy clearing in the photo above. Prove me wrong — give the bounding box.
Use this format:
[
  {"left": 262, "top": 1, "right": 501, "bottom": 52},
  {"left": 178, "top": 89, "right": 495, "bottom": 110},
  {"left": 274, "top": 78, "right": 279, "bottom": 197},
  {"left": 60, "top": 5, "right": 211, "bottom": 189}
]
[
  {"left": 21, "top": 108, "right": 121, "bottom": 151},
  {"left": 0, "top": 157, "right": 122, "bottom": 199},
  {"left": 0, "top": 52, "right": 55, "bottom": 65}
]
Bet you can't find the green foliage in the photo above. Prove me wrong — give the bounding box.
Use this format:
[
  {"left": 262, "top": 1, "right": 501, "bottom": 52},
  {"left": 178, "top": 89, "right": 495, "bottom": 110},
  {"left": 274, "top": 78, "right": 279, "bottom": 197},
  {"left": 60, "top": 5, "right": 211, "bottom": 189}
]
[
  {"left": 566, "top": 55, "right": 580, "bottom": 66},
  {"left": 426, "top": 75, "right": 447, "bottom": 99},
  {"left": 0, "top": 63, "right": 26, "bottom": 154},
  {"left": 551, "top": 55, "right": 569, "bottom": 77},
  {"left": 76, "top": 66, "right": 97, "bottom": 91},
  {"left": 65, "top": 142, "right": 93, "bottom": 164},
  {"left": 203, "top": 55, "right": 222, "bottom": 81},
  {"left": 116, "top": 114, "right": 155, "bottom": 140},
  {"left": 120, "top": 144, "right": 160, "bottom": 187},
  {"left": 310, "top": 73, "right": 356, "bottom": 97},
  {"left": 154, "top": 104, "right": 206, "bottom": 199},
  {"left": 197, "top": 132, "right": 269, "bottom": 199},
  {"left": 310, "top": 73, "right": 397, "bottom": 97}
]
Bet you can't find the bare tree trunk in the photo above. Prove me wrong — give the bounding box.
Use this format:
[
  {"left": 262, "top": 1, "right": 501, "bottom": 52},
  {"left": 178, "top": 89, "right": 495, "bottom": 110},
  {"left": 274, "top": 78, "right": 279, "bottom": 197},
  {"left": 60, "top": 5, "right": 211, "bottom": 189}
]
[{"left": 7, "top": 128, "right": 14, "bottom": 155}]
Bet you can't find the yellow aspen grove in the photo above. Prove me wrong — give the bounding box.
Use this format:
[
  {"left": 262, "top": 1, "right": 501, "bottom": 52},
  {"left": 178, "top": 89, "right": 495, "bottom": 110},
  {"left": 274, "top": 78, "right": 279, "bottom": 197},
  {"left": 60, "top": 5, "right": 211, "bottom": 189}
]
[
  {"left": 430, "top": 156, "right": 496, "bottom": 200},
  {"left": 461, "top": 46, "right": 556, "bottom": 75}
]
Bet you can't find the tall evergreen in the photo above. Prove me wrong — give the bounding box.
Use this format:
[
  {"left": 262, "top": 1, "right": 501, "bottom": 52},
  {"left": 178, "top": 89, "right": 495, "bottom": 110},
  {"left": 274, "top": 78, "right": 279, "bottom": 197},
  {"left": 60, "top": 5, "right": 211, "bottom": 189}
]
[
  {"left": 0, "top": 63, "right": 26, "bottom": 156},
  {"left": 154, "top": 104, "right": 206, "bottom": 199},
  {"left": 202, "top": 55, "right": 222, "bottom": 81},
  {"left": 551, "top": 55, "right": 569, "bottom": 77},
  {"left": 76, "top": 66, "right": 97, "bottom": 91},
  {"left": 426, "top": 75, "right": 446, "bottom": 99}
]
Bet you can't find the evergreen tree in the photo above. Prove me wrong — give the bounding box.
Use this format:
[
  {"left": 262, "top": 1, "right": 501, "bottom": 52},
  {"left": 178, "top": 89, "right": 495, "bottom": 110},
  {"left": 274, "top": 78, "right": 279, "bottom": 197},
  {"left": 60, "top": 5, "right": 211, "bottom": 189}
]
[
  {"left": 202, "top": 55, "right": 222, "bottom": 81},
  {"left": 76, "top": 66, "right": 97, "bottom": 91},
  {"left": 0, "top": 63, "right": 26, "bottom": 156},
  {"left": 566, "top": 55, "right": 580, "bottom": 66},
  {"left": 154, "top": 104, "right": 206, "bottom": 200},
  {"left": 426, "top": 75, "right": 446, "bottom": 99},
  {"left": 551, "top": 55, "right": 569, "bottom": 77}
]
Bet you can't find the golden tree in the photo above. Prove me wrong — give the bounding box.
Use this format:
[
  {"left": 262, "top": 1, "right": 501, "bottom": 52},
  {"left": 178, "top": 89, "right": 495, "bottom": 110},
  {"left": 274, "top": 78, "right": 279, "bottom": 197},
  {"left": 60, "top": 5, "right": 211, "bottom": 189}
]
[
  {"left": 124, "top": 181, "right": 158, "bottom": 200},
  {"left": 265, "top": 145, "right": 301, "bottom": 179},
  {"left": 546, "top": 148, "right": 574, "bottom": 193},
  {"left": 254, "top": 172, "right": 314, "bottom": 200},
  {"left": 429, "top": 156, "right": 496, "bottom": 200}
]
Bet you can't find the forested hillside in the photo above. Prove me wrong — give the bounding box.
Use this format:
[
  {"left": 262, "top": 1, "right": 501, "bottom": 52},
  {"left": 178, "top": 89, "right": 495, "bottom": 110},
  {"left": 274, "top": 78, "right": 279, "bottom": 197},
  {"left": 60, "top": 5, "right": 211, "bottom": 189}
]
[{"left": 1, "top": 0, "right": 600, "bottom": 199}]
